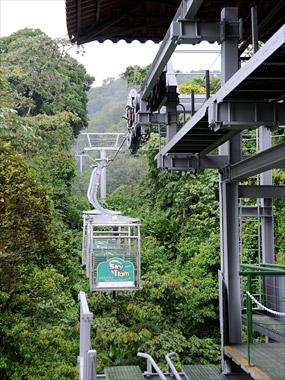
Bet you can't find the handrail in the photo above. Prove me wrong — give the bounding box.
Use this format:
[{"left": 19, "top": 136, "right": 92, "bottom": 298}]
[
  {"left": 239, "top": 267, "right": 285, "bottom": 366},
  {"left": 246, "top": 291, "right": 285, "bottom": 316},
  {"left": 260, "top": 263, "right": 285, "bottom": 270},
  {"left": 137, "top": 352, "right": 167, "bottom": 380},
  {"left": 240, "top": 263, "right": 285, "bottom": 273},
  {"left": 165, "top": 352, "right": 183, "bottom": 380}
]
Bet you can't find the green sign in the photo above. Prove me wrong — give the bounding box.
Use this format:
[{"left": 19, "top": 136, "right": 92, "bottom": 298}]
[{"left": 97, "top": 258, "right": 134, "bottom": 287}]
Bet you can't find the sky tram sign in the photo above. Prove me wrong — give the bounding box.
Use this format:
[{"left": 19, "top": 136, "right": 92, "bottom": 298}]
[{"left": 97, "top": 258, "right": 135, "bottom": 288}]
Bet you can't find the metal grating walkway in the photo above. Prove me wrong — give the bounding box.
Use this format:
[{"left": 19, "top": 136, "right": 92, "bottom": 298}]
[
  {"left": 224, "top": 343, "right": 285, "bottom": 380},
  {"left": 105, "top": 365, "right": 144, "bottom": 380},
  {"left": 182, "top": 364, "right": 227, "bottom": 380},
  {"left": 252, "top": 315, "right": 285, "bottom": 337},
  {"left": 242, "top": 314, "right": 285, "bottom": 342}
]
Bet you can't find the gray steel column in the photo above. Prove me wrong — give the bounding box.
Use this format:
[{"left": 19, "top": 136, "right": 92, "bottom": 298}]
[
  {"left": 100, "top": 149, "right": 107, "bottom": 201},
  {"left": 166, "top": 86, "right": 178, "bottom": 142},
  {"left": 219, "top": 7, "right": 242, "bottom": 350},
  {"left": 166, "top": 62, "right": 178, "bottom": 142},
  {"left": 260, "top": 126, "right": 274, "bottom": 262},
  {"left": 79, "top": 154, "right": 83, "bottom": 174},
  {"left": 221, "top": 182, "right": 242, "bottom": 343},
  {"left": 260, "top": 126, "right": 276, "bottom": 311}
]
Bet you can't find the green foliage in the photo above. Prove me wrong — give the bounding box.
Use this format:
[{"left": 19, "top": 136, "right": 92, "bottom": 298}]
[
  {"left": 89, "top": 246, "right": 221, "bottom": 373},
  {"left": 0, "top": 142, "right": 59, "bottom": 267},
  {"left": 0, "top": 29, "right": 94, "bottom": 136},
  {"left": 179, "top": 75, "right": 221, "bottom": 95},
  {"left": 0, "top": 143, "right": 83, "bottom": 379},
  {"left": 0, "top": 264, "right": 78, "bottom": 380},
  {"left": 4, "top": 43, "right": 284, "bottom": 378},
  {"left": 87, "top": 78, "right": 129, "bottom": 118},
  {"left": 102, "top": 154, "right": 222, "bottom": 369},
  {"left": 121, "top": 64, "right": 151, "bottom": 87},
  {"left": 0, "top": 28, "right": 43, "bottom": 54},
  {"left": 0, "top": 29, "right": 93, "bottom": 379},
  {"left": 273, "top": 169, "right": 285, "bottom": 261},
  {"left": 87, "top": 101, "right": 126, "bottom": 133}
]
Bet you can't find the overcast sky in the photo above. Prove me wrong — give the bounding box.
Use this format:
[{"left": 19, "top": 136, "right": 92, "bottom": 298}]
[{"left": 0, "top": 0, "right": 221, "bottom": 87}]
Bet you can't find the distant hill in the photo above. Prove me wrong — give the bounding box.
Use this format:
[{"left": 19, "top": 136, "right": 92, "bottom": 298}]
[{"left": 87, "top": 77, "right": 129, "bottom": 119}]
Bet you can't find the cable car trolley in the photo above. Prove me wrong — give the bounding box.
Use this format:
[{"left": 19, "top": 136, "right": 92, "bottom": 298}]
[{"left": 82, "top": 154, "right": 141, "bottom": 291}]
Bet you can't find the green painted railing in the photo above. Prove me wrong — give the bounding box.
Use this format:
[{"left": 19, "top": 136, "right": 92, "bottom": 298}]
[{"left": 239, "top": 263, "right": 285, "bottom": 366}]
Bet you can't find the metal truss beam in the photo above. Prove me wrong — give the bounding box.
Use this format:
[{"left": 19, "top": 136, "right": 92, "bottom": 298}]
[
  {"left": 238, "top": 185, "right": 285, "bottom": 198},
  {"left": 208, "top": 101, "right": 285, "bottom": 131},
  {"left": 157, "top": 154, "right": 228, "bottom": 170},
  {"left": 136, "top": 112, "right": 167, "bottom": 126},
  {"left": 154, "top": 25, "right": 285, "bottom": 158},
  {"left": 239, "top": 206, "right": 273, "bottom": 217},
  {"left": 214, "top": 25, "right": 285, "bottom": 105},
  {"left": 221, "top": 141, "right": 285, "bottom": 182},
  {"left": 83, "top": 147, "right": 120, "bottom": 151},
  {"left": 140, "top": 0, "right": 219, "bottom": 102},
  {"left": 137, "top": 94, "right": 207, "bottom": 126}
]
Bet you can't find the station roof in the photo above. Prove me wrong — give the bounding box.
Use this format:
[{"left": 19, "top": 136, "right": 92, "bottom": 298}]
[{"left": 66, "top": 0, "right": 284, "bottom": 49}]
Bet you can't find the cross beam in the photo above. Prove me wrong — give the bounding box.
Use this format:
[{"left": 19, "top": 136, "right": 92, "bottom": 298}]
[{"left": 221, "top": 141, "right": 285, "bottom": 182}]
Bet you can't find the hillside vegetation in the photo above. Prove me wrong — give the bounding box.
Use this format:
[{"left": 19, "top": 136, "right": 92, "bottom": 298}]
[
  {"left": 0, "top": 29, "right": 92, "bottom": 379},
  {"left": 1, "top": 30, "right": 284, "bottom": 379}
]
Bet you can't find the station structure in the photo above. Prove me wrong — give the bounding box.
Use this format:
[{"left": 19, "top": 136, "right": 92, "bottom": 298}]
[{"left": 66, "top": 1, "right": 285, "bottom": 379}]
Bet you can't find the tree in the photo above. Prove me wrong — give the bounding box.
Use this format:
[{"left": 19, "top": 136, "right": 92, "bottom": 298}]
[
  {"left": 0, "top": 31, "right": 92, "bottom": 379},
  {"left": 179, "top": 75, "right": 221, "bottom": 95},
  {"left": 0, "top": 29, "right": 94, "bottom": 136},
  {"left": 0, "top": 142, "right": 60, "bottom": 270},
  {"left": 121, "top": 64, "right": 151, "bottom": 87}
]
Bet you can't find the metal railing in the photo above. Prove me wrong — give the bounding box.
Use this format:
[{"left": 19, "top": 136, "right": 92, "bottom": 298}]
[
  {"left": 137, "top": 352, "right": 167, "bottom": 380},
  {"left": 239, "top": 264, "right": 285, "bottom": 365},
  {"left": 78, "top": 291, "right": 96, "bottom": 380}
]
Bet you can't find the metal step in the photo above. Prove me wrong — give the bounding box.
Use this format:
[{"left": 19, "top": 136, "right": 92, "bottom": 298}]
[
  {"left": 182, "top": 365, "right": 227, "bottom": 380},
  {"left": 105, "top": 365, "right": 144, "bottom": 380}
]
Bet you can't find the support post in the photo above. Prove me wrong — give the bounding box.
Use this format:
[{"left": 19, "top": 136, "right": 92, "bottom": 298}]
[
  {"left": 78, "top": 291, "right": 94, "bottom": 380},
  {"left": 251, "top": 6, "right": 259, "bottom": 54},
  {"left": 260, "top": 126, "right": 276, "bottom": 311},
  {"left": 205, "top": 70, "right": 210, "bottom": 99},
  {"left": 80, "top": 154, "right": 83, "bottom": 174},
  {"left": 100, "top": 149, "right": 107, "bottom": 201},
  {"left": 166, "top": 86, "right": 178, "bottom": 142},
  {"left": 191, "top": 89, "right": 195, "bottom": 116},
  {"left": 219, "top": 8, "right": 242, "bottom": 373},
  {"left": 220, "top": 181, "right": 242, "bottom": 344}
]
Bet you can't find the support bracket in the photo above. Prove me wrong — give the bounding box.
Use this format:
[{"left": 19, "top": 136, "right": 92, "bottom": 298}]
[
  {"left": 157, "top": 153, "right": 228, "bottom": 171},
  {"left": 209, "top": 101, "right": 285, "bottom": 131}
]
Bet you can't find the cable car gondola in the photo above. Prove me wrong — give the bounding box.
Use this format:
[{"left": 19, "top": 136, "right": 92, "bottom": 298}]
[{"left": 82, "top": 159, "right": 141, "bottom": 291}]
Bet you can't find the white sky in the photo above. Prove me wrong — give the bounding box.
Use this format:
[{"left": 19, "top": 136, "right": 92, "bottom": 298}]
[{"left": 0, "top": 0, "right": 221, "bottom": 87}]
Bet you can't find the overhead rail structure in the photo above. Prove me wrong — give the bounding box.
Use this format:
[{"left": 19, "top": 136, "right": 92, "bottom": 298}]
[
  {"left": 78, "top": 132, "right": 125, "bottom": 200},
  {"left": 66, "top": 1, "right": 285, "bottom": 379},
  {"left": 81, "top": 132, "right": 125, "bottom": 151}
]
